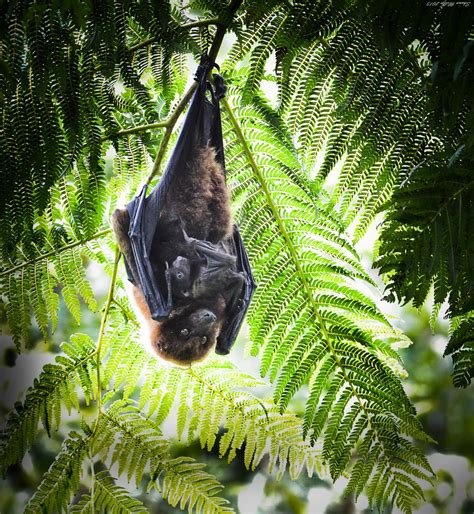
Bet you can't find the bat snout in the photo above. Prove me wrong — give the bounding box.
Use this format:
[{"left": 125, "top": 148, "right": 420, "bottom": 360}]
[
  {"left": 201, "top": 310, "right": 217, "bottom": 322},
  {"left": 195, "top": 309, "right": 217, "bottom": 330}
]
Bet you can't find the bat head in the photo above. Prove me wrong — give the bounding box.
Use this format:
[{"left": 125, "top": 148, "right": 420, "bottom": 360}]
[
  {"left": 150, "top": 305, "right": 221, "bottom": 367},
  {"left": 168, "top": 256, "right": 194, "bottom": 299}
]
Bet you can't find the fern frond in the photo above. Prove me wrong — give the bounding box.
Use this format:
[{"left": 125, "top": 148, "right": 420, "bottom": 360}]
[
  {"left": 0, "top": 227, "right": 112, "bottom": 346},
  {"left": 100, "top": 308, "right": 151, "bottom": 397},
  {"left": 377, "top": 165, "right": 474, "bottom": 311},
  {"left": 444, "top": 315, "right": 474, "bottom": 388},
  {"left": 377, "top": 163, "right": 474, "bottom": 386},
  {"left": 222, "top": 96, "right": 433, "bottom": 511},
  {"left": 156, "top": 457, "right": 234, "bottom": 513},
  {"left": 0, "top": 335, "right": 96, "bottom": 474},
  {"left": 94, "top": 400, "right": 233, "bottom": 513},
  {"left": 224, "top": 10, "right": 434, "bottom": 246},
  {"left": 24, "top": 432, "right": 89, "bottom": 514},
  {"left": 71, "top": 471, "right": 147, "bottom": 514},
  {"left": 176, "top": 361, "right": 319, "bottom": 480},
  {"left": 94, "top": 400, "right": 168, "bottom": 485}
]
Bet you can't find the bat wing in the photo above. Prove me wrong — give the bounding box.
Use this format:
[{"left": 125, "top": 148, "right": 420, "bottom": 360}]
[
  {"left": 215, "top": 226, "right": 257, "bottom": 355},
  {"left": 126, "top": 184, "right": 172, "bottom": 320},
  {"left": 194, "top": 239, "right": 237, "bottom": 271}
]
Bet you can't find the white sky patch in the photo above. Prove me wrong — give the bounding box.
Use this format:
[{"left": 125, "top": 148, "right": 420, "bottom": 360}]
[
  {"left": 238, "top": 473, "right": 266, "bottom": 514},
  {"left": 307, "top": 486, "right": 334, "bottom": 512}
]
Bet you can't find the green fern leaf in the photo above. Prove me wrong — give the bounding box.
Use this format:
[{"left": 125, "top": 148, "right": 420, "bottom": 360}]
[
  {"left": 71, "top": 471, "right": 147, "bottom": 514},
  {"left": 0, "top": 334, "right": 96, "bottom": 474},
  {"left": 24, "top": 432, "right": 89, "bottom": 514}
]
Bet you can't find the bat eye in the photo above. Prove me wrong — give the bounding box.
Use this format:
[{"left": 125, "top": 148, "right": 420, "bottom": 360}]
[
  {"left": 180, "top": 328, "right": 190, "bottom": 337},
  {"left": 201, "top": 336, "right": 207, "bottom": 345},
  {"left": 176, "top": 272, "right": 184, "bottom": 280}
]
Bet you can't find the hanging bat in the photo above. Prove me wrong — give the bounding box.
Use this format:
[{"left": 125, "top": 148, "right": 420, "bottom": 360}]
[
  {"left": 112, "top": 146, "right": 254, "bottom": 366},
  {"left": 111, "top": 58, "right": 256, "bottom": 367}
]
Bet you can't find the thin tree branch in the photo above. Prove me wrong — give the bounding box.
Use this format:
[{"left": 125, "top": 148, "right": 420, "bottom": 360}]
[
  {"left": 145, "top": 84, "right": 197, "bottom": 184},
  {"left": 208, "top": 0, "right": 242, "bottom": 63},
  {"left": 128, "top": 17, "right": 220, "bottom": 53},
  {"left": 103, "top": 120, "right": 169, "bottom": 141},
  {"left": 95, "top": 247, "right": 121, "bottom": 420}
]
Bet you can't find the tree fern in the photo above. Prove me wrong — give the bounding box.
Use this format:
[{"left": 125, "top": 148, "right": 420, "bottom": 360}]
[
  {"left": 24, "top": 432, "right": 89, "bottom": 514},
  {"left": 156, "top": 457, "right": 234, "bottom": 513},
  {"left": 222, "top": 95, "right": 433, "bottom": 511},
  {"left": 71, "top": 471, "right": 148, "bottom": 514},
  {"left": 337, "top": 1, "right": 474, "bottom": 386},
  {"left": 226, "top": 12, "right": 434, "bottom": 240}
]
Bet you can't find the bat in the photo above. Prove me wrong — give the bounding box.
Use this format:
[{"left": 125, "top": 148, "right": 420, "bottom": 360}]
[{"left": 111, "top": 56, "right": 256, "bottom": 366}]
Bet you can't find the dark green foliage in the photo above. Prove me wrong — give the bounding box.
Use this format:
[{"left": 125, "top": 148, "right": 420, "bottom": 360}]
[
  {"left": 444, "top": 316, "right": 474, "bottom": 388},
  {"left": 362, "top": 2, "right": 474, "bottom": 387},
  {"left": 376, "top": 165, "right": 474, "bottom": 315},
  {"left": 0, "top": 0, "right": 192, "bottom": 260},
  {"left": 1, "top": 1, "right": 473, "bottom": 513}
]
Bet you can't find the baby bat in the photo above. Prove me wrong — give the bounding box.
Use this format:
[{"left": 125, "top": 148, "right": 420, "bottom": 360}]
[
  {"left": 168, "top": 256, "right": 194, "bottom": 300},
  {"left": 112, "top": 145, "right": 241, "bottom": 366},
  {"left": 167, "top": 234, "right": 245, "bottom": 310}
]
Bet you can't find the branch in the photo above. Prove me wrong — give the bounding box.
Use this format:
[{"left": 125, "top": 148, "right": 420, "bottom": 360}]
[
  {"left": 207, "top": 0, "right": 243, "bottom": 63},
  {"left": 95, "top": 248, "right": 121, "bottom": 422},
  {"left": 145, "top": 84, "right": 197, "bottom": 184},
  {"left": 102, "top": 120, "right": 168, "bottom": 141},
  {"left": 0, "top": 229, "right": 111, "bottom": 278},
  {"left": 128, "top": 17, "right": 220, "bottom": 53}
]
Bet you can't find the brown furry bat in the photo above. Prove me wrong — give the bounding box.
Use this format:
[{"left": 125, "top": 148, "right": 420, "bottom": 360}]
[
  {"left": 112, "top": 145, "right": 239, "bottom": 367},
  {"left": 159, "top": 146, "right": 233, "bottom": 243}
]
